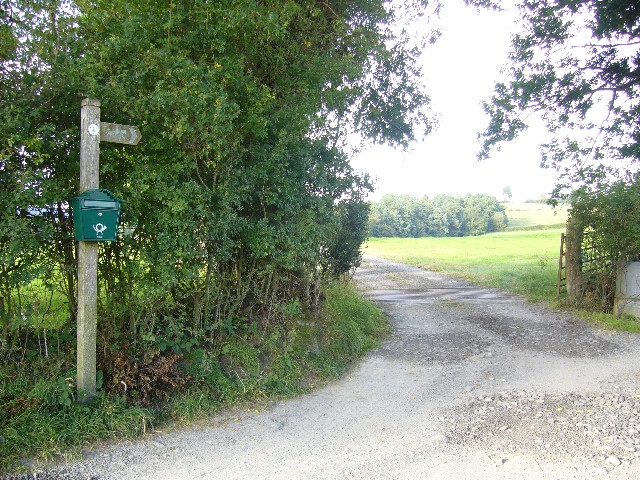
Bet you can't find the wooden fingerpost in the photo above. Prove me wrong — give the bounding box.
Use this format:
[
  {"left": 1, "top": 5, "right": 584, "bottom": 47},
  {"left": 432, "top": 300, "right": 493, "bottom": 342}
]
[
  {"left": 77, "top": 98, "right": 101, "bottom": 402},
  {"left": 76, "top": 99, "right": 141, "bottom": 402}
]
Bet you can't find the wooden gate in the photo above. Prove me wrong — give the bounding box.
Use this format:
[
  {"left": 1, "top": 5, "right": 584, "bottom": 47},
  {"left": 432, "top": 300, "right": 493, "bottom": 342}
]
[{"left": 557, "top": 232, "right": 566, "bottom": 297}]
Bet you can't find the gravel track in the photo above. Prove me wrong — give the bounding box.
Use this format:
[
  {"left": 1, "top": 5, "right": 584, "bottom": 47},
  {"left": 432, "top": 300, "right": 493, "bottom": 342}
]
[{"left": 11, "top": 254, "right": 640, "bottom": 479}]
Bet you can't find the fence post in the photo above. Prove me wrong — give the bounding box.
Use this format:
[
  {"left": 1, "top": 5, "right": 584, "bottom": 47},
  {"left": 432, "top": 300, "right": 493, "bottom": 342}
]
[{"left": 565, "top": 217, "right": 584, "bottom": 303}]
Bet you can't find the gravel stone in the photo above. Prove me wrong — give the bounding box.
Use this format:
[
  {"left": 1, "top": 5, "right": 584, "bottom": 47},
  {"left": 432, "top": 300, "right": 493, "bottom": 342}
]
[{"left": 13, "top": 254, "right": 640, "bottom": 479}]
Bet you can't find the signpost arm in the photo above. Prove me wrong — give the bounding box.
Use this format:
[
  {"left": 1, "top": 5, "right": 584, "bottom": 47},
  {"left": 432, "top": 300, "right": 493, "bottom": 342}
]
[{"left": 77, "top": 98, "right": 101, "bottom": 401}]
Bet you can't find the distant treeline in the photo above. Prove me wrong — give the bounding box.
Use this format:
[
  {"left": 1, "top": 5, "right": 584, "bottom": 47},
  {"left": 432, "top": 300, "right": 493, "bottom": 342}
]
[{"left": 368, "top": 193, "right": 507, "bottom": 237}]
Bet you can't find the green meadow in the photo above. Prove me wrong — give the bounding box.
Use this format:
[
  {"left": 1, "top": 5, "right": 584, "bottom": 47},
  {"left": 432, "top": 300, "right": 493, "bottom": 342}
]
[
  {"left": 364, "top": 201, "right": 640, "bottom": 332},
  {"left": 364, "top": 202, "right": 567, "bottom": 301},
  {"left": 364, "top": 229, "right": 564, "bottom": 302},
  {"left": 504, "top": 202, "right": 568, "bottom": 229}
]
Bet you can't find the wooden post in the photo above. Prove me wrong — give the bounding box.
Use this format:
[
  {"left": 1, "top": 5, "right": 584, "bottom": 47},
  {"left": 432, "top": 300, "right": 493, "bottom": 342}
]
[
  {"left": 77, "top": 98, "right": 101, "bottom": 401},
  {"left": 557, "top": 232, "right": 565, "bottom": 297},
  {"left": 565, "top": 217, "right": 584, "bottom": 304},
  {"left": 75, "top": 99, "right": 139, "bottom": 401}
]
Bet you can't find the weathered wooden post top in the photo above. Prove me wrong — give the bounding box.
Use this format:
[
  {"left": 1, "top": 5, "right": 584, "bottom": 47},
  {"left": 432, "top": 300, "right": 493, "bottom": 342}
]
[{"left": 76, "top": 98, "right": 140, "bottom": 402}]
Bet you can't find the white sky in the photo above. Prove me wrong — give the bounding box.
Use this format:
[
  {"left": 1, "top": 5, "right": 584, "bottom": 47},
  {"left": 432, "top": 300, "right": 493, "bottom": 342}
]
[{"left": 350, "top": 1, "right": 559, "bottom": 202}]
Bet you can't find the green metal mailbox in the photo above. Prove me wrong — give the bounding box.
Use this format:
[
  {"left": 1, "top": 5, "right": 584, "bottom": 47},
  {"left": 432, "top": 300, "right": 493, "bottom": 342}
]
[{"left": 72, "top": 189, "right": 124, "bottom": 242}]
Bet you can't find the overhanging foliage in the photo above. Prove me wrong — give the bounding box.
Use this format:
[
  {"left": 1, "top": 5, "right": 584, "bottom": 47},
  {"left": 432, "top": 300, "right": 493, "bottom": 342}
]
[
  {"left": 477, "top": 0, "right": 640, "bottom": 200},
  {"left": 0, "top": 0, "right": 434, "bottom": 384}
]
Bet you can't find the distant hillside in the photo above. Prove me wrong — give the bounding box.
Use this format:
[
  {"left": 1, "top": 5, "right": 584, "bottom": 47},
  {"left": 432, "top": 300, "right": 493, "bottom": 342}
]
[{"left": 504, "top": 202, "right": 568, "bottom": 230}]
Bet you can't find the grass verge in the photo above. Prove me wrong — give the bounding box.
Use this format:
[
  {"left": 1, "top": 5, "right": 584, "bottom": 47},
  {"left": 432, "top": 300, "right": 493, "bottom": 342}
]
[
  {"left": 0, "top": 282, "right": 387, "bottom": 476},
  {"left": 578, "top": 311, "right": 640, "bottom": 333}
]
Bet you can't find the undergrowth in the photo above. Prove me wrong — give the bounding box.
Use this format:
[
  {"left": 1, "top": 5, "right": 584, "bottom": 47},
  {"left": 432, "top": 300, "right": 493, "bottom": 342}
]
[{"left": 0, "top": 282, "right": 386, "bottom": 476}]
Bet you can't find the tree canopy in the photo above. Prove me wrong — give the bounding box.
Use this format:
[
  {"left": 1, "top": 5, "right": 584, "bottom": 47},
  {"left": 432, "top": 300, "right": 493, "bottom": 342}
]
[
  {"left": 368, "top": 193, "right": 507, "bottom": 237},
  {"left": 477, "top": 0, "right": 640, "bottom": 200},
  {"left": 0, "top": 0, "right": 435, "bottom": 381}
]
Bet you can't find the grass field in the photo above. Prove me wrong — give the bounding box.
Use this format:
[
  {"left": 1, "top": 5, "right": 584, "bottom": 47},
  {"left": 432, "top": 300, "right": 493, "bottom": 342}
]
[
  {"left": 364, "top": 221, "right": 640, "bottom": 332},
  {"left": 364, "top": 201, "right": 568, "bottom": 301},
  {"left": 364, "top": 229, "right": 564, "bottom": 302},
  {"left": 504, "top": 202, "right": 568, "bottom": 229}
]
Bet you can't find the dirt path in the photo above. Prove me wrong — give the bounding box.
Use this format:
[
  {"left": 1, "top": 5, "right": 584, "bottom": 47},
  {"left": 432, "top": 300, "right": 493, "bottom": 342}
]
[{"left": 38, "top": 255, "right": 640, "bottom": 479}]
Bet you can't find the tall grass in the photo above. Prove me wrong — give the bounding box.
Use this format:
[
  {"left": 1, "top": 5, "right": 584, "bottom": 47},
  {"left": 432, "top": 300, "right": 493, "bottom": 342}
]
[
  {"left": 317, "top": 283, "right": 388, "bottom": 375},
  {"left": 0, "top": 357, "right": 152, "bottom": 474}
]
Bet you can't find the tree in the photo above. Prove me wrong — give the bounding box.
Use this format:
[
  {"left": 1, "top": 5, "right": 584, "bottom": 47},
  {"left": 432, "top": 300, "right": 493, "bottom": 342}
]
[
  {"left": 570, "top": 176, "right": 640, "bottom": 260},
  {"left": 502, "top": 185, "right": 512, "bottom": 202},
  {"left": 1, "top": 0, "right": 436, "bottom": 366},
  {"left": 368, "top": 193, "right": 505, "bottom": 237},
  {"left": 369, "top": 194, "right": 416, "bottom": 237},
  {"left": 1, "top": 0, "right": 82, "bottom": 326},
  {"left": 477, "top": 0, "right": 640, "bottom": 200},
  {"left": 430, "top": 194, "right": 464, "bottom": 236},
  {"left": 322, "top": 199, "right": 371, "bottom": 278},
  {"left": 461, "top": 193, "right": 507, "bottom": 235}
]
